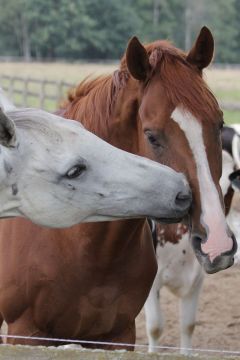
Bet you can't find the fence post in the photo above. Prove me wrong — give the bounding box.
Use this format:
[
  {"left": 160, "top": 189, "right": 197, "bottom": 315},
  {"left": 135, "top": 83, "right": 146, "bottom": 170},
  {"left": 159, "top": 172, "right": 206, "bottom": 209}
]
[
  {"left": 57, "top": 80, "right": 64, "bottom": 106},
  {"left": 40, "top": 79, "right": 45, "bottom": 109},
  {"left": 23, "top": 77, "right": 29, "bottom": 107},
  {"left": 9, "top": 77, "right": 15, "bottom": 101}
]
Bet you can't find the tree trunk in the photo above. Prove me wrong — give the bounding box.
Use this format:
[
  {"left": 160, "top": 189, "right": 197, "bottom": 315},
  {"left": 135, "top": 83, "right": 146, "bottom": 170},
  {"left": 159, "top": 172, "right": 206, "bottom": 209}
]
[
  {"left": 20, "top": 12, "right": 31, "bottom": 62},
  {"left": 185, "top": 6, "right": 192, "bottom": 51},
  {"left": 153, "top": 0, "right": 160, "bottom": 29}
]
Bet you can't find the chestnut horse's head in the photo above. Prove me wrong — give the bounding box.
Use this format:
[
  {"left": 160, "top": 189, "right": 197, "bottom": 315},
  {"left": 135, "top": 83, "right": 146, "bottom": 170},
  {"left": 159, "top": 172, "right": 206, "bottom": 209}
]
[{"left": 119, "top": 27, "right": 236, "bottom": 273}]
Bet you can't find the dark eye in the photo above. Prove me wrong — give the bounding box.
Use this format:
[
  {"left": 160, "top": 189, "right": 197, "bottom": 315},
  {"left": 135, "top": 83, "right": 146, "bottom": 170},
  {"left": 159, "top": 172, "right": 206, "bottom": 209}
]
[
  {"left": 145, "top": 130, "right": 161, "bottom": 147},
  {"left": 66, "top": 164, "right": 87, "bottom": 179}
]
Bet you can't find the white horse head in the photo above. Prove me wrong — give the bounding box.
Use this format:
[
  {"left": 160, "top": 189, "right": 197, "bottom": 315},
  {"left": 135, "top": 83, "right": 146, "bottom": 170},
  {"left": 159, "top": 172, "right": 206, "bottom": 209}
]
[{"left": 0, "top": 107, "right": 191, "bottom": 227}]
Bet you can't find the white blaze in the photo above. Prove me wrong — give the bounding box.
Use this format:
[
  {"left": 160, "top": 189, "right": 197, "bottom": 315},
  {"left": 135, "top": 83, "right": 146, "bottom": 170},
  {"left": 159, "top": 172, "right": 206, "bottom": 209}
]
[{"left": 171, "top": 107, "right": 233, "bottom": 262}]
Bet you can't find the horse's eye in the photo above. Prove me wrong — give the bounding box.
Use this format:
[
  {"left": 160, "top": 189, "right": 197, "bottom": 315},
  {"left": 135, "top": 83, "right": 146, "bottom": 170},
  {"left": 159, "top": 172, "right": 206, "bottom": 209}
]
[
  {"left": 66, "top": 164, "right": 87, "bottom": 179},
  {"left": 145, "top": 130, "right": 161, "bottom": 147}
]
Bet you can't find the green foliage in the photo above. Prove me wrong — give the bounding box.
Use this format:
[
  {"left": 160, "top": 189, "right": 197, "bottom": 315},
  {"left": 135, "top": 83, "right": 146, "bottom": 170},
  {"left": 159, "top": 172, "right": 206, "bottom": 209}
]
[
  {"left": 197, "top": 0, "right": 238, "bottom": 63},
  {"left": 0, "top": 0, "right": 239, "bottom": 61}
]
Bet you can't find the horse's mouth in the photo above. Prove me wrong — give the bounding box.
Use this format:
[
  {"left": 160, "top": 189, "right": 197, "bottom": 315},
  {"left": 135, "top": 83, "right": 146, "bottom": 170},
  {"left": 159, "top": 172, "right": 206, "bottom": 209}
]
[
  {"left": 151, "top": 216, "right": 188, "bottom": 224},
  {"left": 192, "top": 246, "right": 235, "bottom": 274},
  {"left": 153, "top": 213, "right": 191, "bottom": 225},
  {"left": 191, "top": 233, "right": 237, "bottom": 274},
  {"left": 153, "top": 217, "right": 183, "bottom": 224}
]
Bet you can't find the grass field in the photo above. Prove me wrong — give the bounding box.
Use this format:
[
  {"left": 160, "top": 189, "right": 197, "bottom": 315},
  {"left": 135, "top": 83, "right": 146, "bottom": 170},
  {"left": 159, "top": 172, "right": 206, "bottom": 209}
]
[
  {"left": 0, "top": 62, "right": 117, "bottom": 83},
  {"left": 0, "top": 62, "right": 239, "bottom": 124}
]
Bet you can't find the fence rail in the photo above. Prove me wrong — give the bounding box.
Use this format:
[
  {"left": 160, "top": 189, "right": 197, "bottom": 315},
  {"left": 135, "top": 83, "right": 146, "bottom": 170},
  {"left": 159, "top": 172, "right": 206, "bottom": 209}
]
[
  {"left": 0, "top": 75, "right": 74, "bottom": 111},
  {"left": 0, "top": 74, "right": 239, "bottom": 113}
]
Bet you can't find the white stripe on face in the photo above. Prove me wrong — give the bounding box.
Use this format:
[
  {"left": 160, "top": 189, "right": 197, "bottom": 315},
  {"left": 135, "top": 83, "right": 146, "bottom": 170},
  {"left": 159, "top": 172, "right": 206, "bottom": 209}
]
[{"left": 171, "top": 107, "right": 233, "bottom": 262}]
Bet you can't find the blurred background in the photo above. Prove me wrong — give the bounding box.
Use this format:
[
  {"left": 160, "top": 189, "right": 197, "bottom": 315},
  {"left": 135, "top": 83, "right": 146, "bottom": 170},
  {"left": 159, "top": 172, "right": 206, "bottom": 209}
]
[{"left": 0, "top": 0, "right": 239, "bottom": 120}]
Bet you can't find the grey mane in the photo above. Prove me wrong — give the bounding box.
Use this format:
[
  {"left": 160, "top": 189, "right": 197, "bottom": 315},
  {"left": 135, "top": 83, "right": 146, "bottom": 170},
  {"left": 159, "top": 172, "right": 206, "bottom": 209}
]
[
  {"left": 6, "top": 108, "right": 64, "bottom": 143},
  {"left": 7, "top": 108, "right": 58, "bottom": 127}
]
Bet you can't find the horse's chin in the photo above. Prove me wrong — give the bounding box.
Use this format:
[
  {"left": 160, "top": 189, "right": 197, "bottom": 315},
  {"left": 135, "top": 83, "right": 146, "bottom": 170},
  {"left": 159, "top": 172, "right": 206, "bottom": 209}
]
[
  {"left": 153, "top": 217, "right": 182, "bottom": 224},
  {"left": 191, "top": 233, "right": 237, "bottom": 274},
  {"left": 153, "top": 213, "right": 190, "bottom": 225}
]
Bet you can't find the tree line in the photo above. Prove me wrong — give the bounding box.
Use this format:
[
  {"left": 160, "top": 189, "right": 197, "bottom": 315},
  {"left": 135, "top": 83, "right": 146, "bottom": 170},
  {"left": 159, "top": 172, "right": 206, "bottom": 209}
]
[{"left": 0, "top": 0, "right": 239, "bottom": 63}]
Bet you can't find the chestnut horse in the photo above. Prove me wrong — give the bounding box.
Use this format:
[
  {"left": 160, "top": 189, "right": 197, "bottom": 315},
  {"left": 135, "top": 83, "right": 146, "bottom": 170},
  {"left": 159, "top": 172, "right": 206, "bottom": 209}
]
[{"left": 0, "top": 27, "right": 236, "bottom": 349}]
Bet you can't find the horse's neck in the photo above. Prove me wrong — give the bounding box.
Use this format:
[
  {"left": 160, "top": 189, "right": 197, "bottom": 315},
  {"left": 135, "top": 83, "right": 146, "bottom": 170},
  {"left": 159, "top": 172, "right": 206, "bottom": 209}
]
[
  {"left": 1, "top": 217, "right": 147, "bottom": 262},
  {"left": 49, "top": 219, "right": 149, "bottom": 265},
  {"left": 77, "top": 219, "right": 147, "bottom": 255}
]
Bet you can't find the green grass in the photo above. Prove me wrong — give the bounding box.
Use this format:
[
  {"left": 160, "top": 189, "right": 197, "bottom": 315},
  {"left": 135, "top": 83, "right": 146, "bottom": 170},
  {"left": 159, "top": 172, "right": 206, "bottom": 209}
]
[
  {"left": 0, "top": 62, "right": 117, "bottom": 83},
  {"left": 223, "top": 109, "right": 240, "bottom": 124},
  {"left": 214, "top": 89, "right": 240, "bottom": 102},
  {"left": 11, "top": 92, "right": 57, "bottom": 112},
  {"left": 205, "top": 68, "right": 240, "bottom": 122}
]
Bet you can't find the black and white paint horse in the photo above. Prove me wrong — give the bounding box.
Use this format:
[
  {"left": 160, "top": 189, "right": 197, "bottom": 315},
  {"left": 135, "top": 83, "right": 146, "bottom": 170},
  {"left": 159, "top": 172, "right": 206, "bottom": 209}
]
[
  {"left": 223, "top": 124, "right": 240, "bottom": 262},
  {"left": 145, "top": 125, "right": 240, "bottom": 355}
]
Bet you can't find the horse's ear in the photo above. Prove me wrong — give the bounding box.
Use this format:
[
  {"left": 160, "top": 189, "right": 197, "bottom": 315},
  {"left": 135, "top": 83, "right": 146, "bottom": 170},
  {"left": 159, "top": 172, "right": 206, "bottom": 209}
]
[
  {"left": 126, "top": 36, "right": 151, "bottom": 81},
  {"left": 186, "top": 26, "right": 214, "bottom": 70},
  {"left": 0, "top": 109, "right": 17, "bottom": 147}
]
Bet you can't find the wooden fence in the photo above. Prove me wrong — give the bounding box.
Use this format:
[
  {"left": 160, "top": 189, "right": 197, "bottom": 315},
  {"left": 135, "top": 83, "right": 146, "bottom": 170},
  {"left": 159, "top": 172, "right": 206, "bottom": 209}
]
[
  {"left": 0, "top": 74, "right": 240, "bottom": 113},
  {"left": 0, "top": 75, "right": 74, "bottom": 111}
]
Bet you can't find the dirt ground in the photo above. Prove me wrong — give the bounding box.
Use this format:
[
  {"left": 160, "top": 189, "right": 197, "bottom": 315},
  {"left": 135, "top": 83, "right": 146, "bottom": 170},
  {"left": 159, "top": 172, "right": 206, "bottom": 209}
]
[{"left": 135, "top": 265, "right": 240, "bottom": 354}]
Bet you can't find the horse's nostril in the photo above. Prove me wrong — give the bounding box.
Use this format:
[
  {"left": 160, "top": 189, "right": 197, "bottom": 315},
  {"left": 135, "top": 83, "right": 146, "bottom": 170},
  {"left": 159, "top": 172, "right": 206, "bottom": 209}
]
[
  {"left": 192, "top": 234, "right": 205, "bottom": 249},
  {"left": 176, "top": 193, "right": 190, "bottom": 200},
  {"left": 175, "top": 191, "right": 192, "bottom": 208}
]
